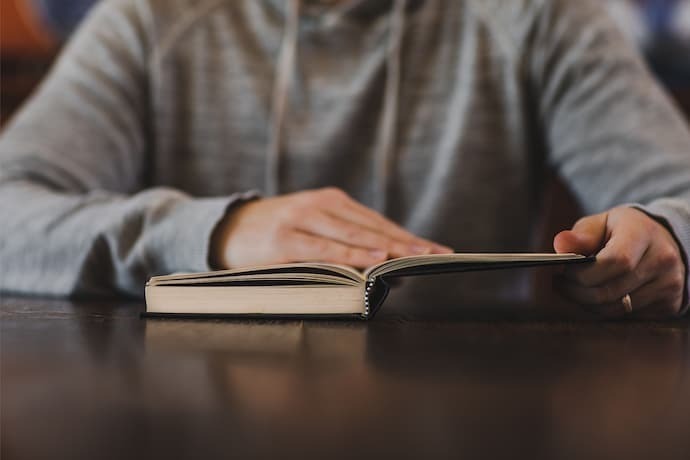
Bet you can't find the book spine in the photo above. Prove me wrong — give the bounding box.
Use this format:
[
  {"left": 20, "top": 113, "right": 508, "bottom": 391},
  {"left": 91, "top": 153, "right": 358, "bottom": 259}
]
[
  {"left": 363, "top": 277, "right": 376, "bottom": 319},
  {"left": 363, "top": 276, "right": 391, "bottom": 319}
]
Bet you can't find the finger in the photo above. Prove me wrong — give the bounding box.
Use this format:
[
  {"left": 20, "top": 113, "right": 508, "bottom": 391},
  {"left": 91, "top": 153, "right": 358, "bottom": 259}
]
[
  {"left": 627, "top": 273, "right": 685, "bottom": 317},
  {"left": 553, "top": 213, "right": 608, "bottom": 256},
  {"left": 555, "top": 257, "right": 655, "bottom": 305},
  {"left": 562, "top": 222, "right": 650, "bottom": 287},
  {"left": 568, "top": 292, "right": 630, "bottom": 319},
  {"left": 554, "top": 274, "right": 625, "bottom": 318},
  {"left": 328, "top": 196, "right": 452, "bottom": 254},
  {"left": 606, "top": 281, "right": 668, "bottom": 319},
  {"left": 309, "top": 188, "right": 416, "bottom": 242},
  {"left": 338, "top": 201, "right": 441, "bottom": 251},
  {"left": 559, "top": 274, "right": 682, "bottom": 320},
  {"left": 284, "top": 230, "right": 388, "bottom": 268},
  {"left": 559, "top": 293, "right": 627, "bottom": 319},
  {"left": 296, "top": 211, "right": 418, "bottom": 258}
]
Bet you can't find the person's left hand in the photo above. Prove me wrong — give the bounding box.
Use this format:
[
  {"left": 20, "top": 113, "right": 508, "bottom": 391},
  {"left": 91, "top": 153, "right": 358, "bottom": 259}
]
[{"left": 553, "top": 206, "right": 686, "bottom": 319}]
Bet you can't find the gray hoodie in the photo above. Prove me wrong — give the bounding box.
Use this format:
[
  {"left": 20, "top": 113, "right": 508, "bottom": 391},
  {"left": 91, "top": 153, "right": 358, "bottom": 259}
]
[{"left": 1, "top": 0, "right": 690, "bottom": 312}]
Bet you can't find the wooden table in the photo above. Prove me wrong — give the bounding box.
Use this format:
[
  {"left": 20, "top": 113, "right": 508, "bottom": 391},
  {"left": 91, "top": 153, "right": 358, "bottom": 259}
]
[{"left": 2, "top": 296, "right": 690, "bottom": 460}]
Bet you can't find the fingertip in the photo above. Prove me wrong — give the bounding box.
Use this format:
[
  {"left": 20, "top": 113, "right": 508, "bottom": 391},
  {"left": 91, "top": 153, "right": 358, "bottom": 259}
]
[
  {"left": 554, "top": 229, "right": 601, "bottom": 256},
  {"left": 553, "top": 230, "right": 577, "bottom": 254}
]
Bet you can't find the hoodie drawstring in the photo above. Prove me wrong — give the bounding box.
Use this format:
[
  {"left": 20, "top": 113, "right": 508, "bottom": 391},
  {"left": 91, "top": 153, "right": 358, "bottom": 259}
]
[
  {"left": 267, "top": 0, "right": 408, "bottom": 214},
  {"left": 267, "top": 0, "right": 300, "bottom": 196},
  {"left": 375, "top": 0, "right": 406, "bottom": 213}
]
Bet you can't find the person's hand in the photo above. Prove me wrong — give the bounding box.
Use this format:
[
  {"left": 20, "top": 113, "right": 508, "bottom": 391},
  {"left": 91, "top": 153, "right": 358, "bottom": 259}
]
[
  {"left": 553, "top": 206, "right": 686, "bottom": 318},
  {"left": 211, "top": 187, "right": 453, "bottom": 269}
]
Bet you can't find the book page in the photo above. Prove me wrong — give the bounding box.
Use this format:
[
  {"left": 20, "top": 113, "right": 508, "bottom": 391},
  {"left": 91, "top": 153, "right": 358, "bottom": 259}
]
[
  {"left": 150, "top": 262, "right": 365, "bottom": 285},
  {"left": 364, "top": 253, "right": 588, "bottom": 279}
]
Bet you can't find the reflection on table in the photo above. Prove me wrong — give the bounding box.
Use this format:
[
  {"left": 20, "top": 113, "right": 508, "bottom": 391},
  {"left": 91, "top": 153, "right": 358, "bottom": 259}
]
[{"left": 2, "top": 296, "right": 690, "bottom": 459}]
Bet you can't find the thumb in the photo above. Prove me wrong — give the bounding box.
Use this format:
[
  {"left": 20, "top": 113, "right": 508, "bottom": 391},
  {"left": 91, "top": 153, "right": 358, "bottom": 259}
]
[{"left": 553, "top": 212, "right": 608, "bottom": 256}]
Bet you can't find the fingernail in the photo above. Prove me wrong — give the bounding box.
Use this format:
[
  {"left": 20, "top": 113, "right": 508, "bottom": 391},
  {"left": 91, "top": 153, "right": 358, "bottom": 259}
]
[
  {"left": 411, "top": 245, "right": 431, "bottom": 255},
  {"left": 369, "top": 249, "right": 387, "bottom": 259}
]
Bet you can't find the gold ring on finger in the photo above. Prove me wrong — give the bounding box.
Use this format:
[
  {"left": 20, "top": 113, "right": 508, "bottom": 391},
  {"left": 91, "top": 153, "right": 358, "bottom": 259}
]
[{"left": 622, "top": 293, "right": 633, "bottom": 314}]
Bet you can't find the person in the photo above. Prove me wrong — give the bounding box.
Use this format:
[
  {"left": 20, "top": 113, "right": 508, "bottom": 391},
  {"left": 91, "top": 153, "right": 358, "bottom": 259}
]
[{"left": 1, "top": 0, "right": 689, "bottom": 319}]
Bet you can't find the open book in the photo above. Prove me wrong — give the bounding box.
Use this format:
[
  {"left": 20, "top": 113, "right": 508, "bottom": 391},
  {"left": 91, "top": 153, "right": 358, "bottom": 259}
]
[{"left": 145, "top": 253, "right": 594, "bottom": 319}]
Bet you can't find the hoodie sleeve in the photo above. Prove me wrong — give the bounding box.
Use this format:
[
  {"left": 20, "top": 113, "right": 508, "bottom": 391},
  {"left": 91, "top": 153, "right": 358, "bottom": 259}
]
[
  {"left": 0, "top": 0, "right": 254, "bottom": 298},
  {"left": 529, "top": 0, "right": 690, "bottom": 314}
]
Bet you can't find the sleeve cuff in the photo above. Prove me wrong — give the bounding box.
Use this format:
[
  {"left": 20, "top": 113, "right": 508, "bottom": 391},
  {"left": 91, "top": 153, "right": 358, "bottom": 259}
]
[
  {"left": 631, "top": 199, "right": 690, "bottom": 317},
  {"left": 151, "top": 190, "right": 261, "bottom": 275}
]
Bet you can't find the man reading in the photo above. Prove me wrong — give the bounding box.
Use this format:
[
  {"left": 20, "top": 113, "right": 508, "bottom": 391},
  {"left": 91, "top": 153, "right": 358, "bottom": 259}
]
[{"left": 1, "top": 0, "right": 689, "bottom": 318}]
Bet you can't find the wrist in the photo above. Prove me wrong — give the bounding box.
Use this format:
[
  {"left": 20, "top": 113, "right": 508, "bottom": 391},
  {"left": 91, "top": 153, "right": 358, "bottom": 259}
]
[
  {"left": 209, "top": 197, "right": 260, "bottom": 270},
  {"left": 629, "top": 202, "right": 690, "bottom": 316}
]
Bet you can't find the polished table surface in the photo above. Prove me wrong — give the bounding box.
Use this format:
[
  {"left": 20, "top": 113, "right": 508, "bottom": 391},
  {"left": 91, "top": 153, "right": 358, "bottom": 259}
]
[{"left": 2, "top": 296, "right": 690, "bottom": 460}]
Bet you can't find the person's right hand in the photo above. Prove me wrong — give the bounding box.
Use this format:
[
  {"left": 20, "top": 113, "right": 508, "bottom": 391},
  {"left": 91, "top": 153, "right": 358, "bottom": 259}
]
[{"left": 211, "top": 187, "right": 453, "bottom": 269}]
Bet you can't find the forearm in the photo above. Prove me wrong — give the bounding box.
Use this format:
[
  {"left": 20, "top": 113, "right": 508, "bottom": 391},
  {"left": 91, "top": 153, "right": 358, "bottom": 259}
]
[
  {"left": 0, "top": 180, "right": 254, "bottom": 297},
  {"left": 633, "top": 198, "right": 690, "bottom": 314},
  {"left": 533, "top": 0, "right": 690, "bottom": 317}
]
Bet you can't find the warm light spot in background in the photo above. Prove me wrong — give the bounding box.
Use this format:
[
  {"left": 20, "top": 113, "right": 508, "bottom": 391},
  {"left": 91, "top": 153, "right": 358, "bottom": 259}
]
[{"left": 0, "top": 0, "right": 57, "bottom": 54}]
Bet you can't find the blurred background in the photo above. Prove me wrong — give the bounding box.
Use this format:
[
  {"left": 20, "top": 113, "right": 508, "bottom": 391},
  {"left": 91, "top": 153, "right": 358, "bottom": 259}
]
[
  {"left": 1, "top": 0, "right": 95, "bottom": 124},
  {"left": 1, "top": 0, "right": 689, "bottom": 125}
]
